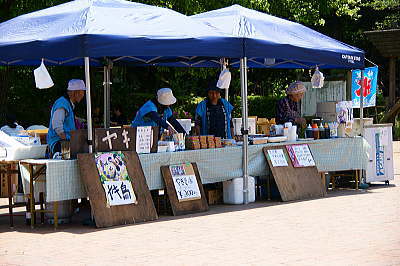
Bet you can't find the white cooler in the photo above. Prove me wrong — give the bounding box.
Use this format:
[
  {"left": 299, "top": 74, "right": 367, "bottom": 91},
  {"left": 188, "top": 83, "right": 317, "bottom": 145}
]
[{"left": 223, "top": 177, "right": 255, "bottom": 204}]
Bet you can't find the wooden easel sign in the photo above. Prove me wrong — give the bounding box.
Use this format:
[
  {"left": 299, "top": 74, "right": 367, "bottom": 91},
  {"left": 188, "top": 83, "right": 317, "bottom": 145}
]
[
  {"left": 78, "top": 151, "right": 158, "bottom": 228},
  {"left": 161, "top": 163, "right": 208, "bottom": 216},
  {"left": 263, "top": 146, "right": 326, "bottom": 202}
]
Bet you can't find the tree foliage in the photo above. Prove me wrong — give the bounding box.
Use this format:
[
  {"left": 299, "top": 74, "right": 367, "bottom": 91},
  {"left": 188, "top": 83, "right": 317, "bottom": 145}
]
[{"left": 0, "top": 0, "right": 398, "bottom": 126}]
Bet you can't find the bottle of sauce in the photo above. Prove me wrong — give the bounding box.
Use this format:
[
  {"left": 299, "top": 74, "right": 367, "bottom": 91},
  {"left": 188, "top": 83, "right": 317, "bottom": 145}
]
[
  {"left": 312, "top": 124, "right": 319, "bottom": 139},
  {"left": 305, "top": 124, "right": 313, "bottom": 138},
  {"left": 324, "top": 123, "right": 330, "bottom": 139},
  {"left": 319, "top": 123, "right": 325, "bottom": 139}
]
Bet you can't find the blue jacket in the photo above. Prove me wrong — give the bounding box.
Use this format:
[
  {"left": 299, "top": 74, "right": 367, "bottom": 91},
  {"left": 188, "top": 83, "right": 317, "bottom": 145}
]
[
  {"left": 131, "top": 100, "right": 172, "bottom": 130},
  {"left": 47, "top": 96, "right": 76, "bottom": 153},
  {"left": 195, "top": 98, "right": 234, "bottom": 139}
]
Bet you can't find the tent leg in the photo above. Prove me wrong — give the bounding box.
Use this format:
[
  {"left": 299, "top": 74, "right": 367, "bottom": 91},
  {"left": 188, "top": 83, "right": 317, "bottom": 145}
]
[
  {"left": 84, "top": 57, "right": 93, "bottom": 153},
  {"left": 103, "top": 59, "right": 111, "bottom": 128},
  {"left": 240, "top": 57, "right": 249, "bottom": 204},
  {"left": 359, "top": 70, "right": 364, "bottom": 183}
]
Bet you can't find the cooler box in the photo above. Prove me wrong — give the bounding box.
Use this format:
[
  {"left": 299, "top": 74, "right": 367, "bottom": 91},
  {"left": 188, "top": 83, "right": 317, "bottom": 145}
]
[{"left": 223, "top": 177, "right": 255, "bottom": 204}]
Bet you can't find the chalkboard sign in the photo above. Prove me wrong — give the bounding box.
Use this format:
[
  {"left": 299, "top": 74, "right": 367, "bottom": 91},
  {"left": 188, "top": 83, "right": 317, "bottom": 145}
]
[
  {"left": 170, "top": 164, "right": 201, "bottom": 202},
  {"left": 161, "top": 163, "right": 208, "bottom": 216},
  {"left": 286, "top": 144, "right": 316, "bottom": 168}
]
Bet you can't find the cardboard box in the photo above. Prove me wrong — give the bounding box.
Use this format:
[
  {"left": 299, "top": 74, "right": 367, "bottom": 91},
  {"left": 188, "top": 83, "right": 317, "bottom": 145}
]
[
  {"left": 0, "top": 166, "right": 18, "bottom": 198},
  {"left": 207, "top": 189, "right": 222, "bottom": 205}
]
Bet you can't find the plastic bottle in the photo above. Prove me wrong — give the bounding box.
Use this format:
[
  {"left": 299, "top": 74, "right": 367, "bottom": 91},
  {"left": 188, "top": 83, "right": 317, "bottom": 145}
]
[
  {"left": 312, "top": 124, "right": 319, "bottom": 139},
  {"left": 324, "top": 123, "right": 330, "bottom": 139},
  {"left": 305, "top": 124, "right": 313, "bottom": 138},
  {"left": 319, "top": 123, "right": 325, "bottom": 139}
]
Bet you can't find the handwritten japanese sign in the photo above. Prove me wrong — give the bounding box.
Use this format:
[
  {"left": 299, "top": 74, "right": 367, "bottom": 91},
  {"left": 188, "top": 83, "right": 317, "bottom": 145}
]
[
  {"left": 95, "top": 152, "right": 137, "bottom": 206},
  {"left": 136, "top": 126, "right": 152, "bottom": 154},
  {"left": 169, "top": 164, "right": 201, "bottom": 202},
  {"left": 375, "top": 132, "right": 385, "bottom": 176},
  {"left": 286, "top": 144, "right": 316, "bottom": 168},
  {"left": 267, "top": 149, "right": 288, "bottom": 167}
]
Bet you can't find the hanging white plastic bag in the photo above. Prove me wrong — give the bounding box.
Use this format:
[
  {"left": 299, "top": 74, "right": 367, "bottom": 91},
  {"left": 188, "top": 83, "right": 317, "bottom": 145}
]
[
  {"left": 311, "top": 66, "right": 324, "bottom": 88},
  {"left": 33, "top": 59, "right": 54, "bottom": 89},
  {"left": 216, "top": 66, "right": 231, "bottom": 89}
]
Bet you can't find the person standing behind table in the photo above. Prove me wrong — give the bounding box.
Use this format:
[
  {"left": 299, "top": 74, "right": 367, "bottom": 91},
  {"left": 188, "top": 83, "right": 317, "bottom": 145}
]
[
  {"left": 276, "top": 81, "right": 307, "bottom": 128},
  {"left": 131, "top": 88, "right": 186, "bottom": 135},
  {"left": 194, "top": 87, "right": 234, "bottom": 139},
  {"left": 47, "top": 79, "right": 86, "bottom": 156},
  {"left": 111, "top": 105, "right": 127, "bottom": 127},
  {"left": 1, "top": 113, "right": 25, "bottom": 136}
]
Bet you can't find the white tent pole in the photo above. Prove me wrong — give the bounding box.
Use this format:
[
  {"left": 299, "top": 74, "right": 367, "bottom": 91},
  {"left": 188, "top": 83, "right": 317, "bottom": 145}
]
[
  {"left": 360, "top": 69, "right": 364, "bottom": 136},
  {"left": 103, "top": 59, "right": 111, "bottom": 128},
  {"left": 240, "top": 57, "right": 249, "bottom": 204},
  {"left": 84, "top": 57, "right": 93, "bottom": 153}
]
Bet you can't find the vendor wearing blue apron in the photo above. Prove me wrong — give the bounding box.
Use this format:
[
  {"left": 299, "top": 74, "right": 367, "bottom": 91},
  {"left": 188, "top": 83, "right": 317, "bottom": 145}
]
[
  {"left": 131, "top": 88, "right": 186, "bottom": 135},
  {"left": 195, "top": 87, "right": 234, "bottom": 139},
  {"left": 47, "top": 79, "right": 86, "bottom": 156}
]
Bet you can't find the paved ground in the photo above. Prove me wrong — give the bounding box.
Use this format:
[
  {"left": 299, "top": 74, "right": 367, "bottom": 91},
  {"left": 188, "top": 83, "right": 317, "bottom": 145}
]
[{"left": 0, "top": 145, "right": 399, "bottom": 265}]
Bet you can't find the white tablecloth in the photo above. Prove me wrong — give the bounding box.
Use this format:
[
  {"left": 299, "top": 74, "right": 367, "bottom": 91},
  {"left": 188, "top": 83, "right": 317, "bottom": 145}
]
[{"left": 20, "top": 137, "right": 369, "bottom": 202}]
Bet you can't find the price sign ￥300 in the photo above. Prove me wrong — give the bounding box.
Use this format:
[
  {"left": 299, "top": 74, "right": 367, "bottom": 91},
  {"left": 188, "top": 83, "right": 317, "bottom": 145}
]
[{"left": 169, "top": 164, "right": 201, "bottom": 202}]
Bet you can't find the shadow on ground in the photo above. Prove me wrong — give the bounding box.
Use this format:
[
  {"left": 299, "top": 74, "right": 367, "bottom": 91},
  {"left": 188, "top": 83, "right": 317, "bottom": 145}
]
[{"left": 0, "top": 182, "right": 395, "bottom": 234}]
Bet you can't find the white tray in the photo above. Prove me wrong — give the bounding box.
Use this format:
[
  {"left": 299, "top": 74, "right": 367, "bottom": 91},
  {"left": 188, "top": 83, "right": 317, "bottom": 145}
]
[{"left": 268, "top": 136, "right": 288, "bottom": 143}]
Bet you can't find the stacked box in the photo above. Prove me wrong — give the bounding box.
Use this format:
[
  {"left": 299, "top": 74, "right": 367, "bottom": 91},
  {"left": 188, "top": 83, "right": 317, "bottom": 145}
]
[
  {"left": 215, "top": 137, "right": 222, "bottom": 148},
  {"left": 257, "top": 118, "right": 270, "bottom": 135},
  {"left": 186, "top": 136, "right": 201, "bottom": 150}
]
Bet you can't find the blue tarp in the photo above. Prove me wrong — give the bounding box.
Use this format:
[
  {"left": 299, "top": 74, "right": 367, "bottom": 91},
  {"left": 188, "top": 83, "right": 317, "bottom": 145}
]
[
  {"left": 191, "top": 5, "right": 365, "bottom": 69},
  {"left": 0, "top": 0, "right": 241, "bottom": 66}
]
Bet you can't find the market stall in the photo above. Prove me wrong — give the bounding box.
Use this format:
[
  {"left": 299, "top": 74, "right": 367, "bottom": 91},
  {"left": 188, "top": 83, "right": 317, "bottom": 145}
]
[{"left": 0, "top": 0, "right": 377, "bottom": 228}]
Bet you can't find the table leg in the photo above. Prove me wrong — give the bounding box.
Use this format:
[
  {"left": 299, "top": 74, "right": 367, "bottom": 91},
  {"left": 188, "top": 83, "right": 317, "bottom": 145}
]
[
  {"left": 267, "top": 174, "right": 271, "bottom": 201},
  {"left": 7, "top": 164, "right": 13, "bottom": 228},
  {"left": 321, "top": 172, "right": 326, "bottom": 192},
  {"left": 355, "top": 170, "right": 359, "bottom": 190},
  {"left": 40, "top": 192, "right": 45, "bottom": 224},
  {"left": 53, "top": 201, "right": 58, "bottom": 230},
  {"left": 331, "top": 175, "right": 335, "bottom": 190},
  {"left": 29, "top": 165, "right": 35, "bottom": 229}
]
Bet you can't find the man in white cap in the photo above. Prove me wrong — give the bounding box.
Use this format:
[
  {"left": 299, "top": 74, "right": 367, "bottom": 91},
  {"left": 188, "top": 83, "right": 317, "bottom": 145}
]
[
  {"left": 131, "top": 88, "right": 186, "bottom": 135},
  {"left": 47, "top": 79, "right": 86, "bottom": 155},
  {"left": 276, "top": 81, "right": 306, "bottom": 127}
]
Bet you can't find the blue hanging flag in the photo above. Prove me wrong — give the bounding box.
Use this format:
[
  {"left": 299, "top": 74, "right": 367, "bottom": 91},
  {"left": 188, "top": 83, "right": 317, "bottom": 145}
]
[{"left": 351, "top": 66, "right": 378, "bottom": 108}]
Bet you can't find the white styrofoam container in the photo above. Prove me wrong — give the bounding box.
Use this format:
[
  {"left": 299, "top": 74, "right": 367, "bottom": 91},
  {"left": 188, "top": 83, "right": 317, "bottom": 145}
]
[
  {"left": 0, "top": 145, "right": 47, "bottom": 160},
  {"left": 223, "top": 176, "right": 255, "bottom": 204},
  {"left": 233, "top": 118, "right": 256, "bottom": 136}
]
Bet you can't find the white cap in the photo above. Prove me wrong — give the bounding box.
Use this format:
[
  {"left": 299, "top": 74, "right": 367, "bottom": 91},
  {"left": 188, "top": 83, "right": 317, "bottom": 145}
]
[
  {"left": 67, "top": 79, "right": 86, "bottom": 91},
  {"left": 157, "top": 88, "right": 176, "bottom": 106}
]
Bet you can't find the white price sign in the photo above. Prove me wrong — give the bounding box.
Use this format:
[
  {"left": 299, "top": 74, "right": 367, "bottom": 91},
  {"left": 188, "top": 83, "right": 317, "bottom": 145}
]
[
  {"left": 267, "top": 149, "right": 288, "bottom": 167},
  {"left": 292, "top": 145, "right": 315, "bottom": 167},
  {"left": 136, "top": 126, "right": 152, "bottom": 154},
  {"left": 172, "top": 174, "right": 201, "bottom": 202}
]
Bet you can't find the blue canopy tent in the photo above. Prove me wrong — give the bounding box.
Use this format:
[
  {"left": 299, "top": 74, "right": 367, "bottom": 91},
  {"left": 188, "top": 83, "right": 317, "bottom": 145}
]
[
  {"left": 0, "top": 1, "right": 365, "bottom": 204},
  {"left": 189, "top": 5, "right": 366, "bottom": 203},
  {"left": 0, "top": 0, "right": 241, "bottom": 153}
]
